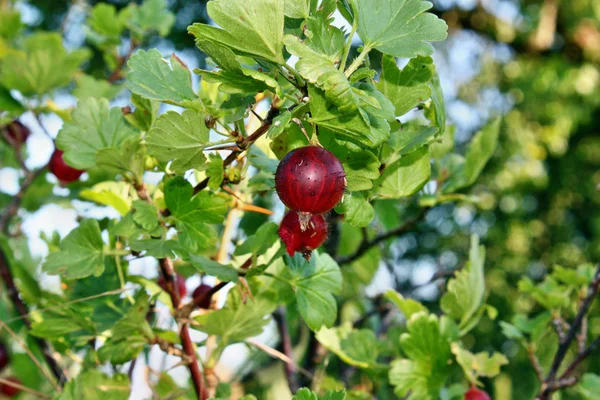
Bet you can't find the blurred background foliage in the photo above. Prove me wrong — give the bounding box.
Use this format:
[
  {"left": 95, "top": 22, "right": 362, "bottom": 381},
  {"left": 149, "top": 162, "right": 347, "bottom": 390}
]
[{"left": 0, "top": 0, "right": 599, "bottom": 399}]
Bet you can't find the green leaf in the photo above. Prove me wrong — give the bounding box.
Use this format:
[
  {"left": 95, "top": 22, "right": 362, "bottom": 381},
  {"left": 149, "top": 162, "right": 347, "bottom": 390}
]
[
  {"left": 283, "top": 252, "right": 342, "bottom": 331},
  {"left": 129, "top": 239, "right": 180, "bottom": 258},
  {"left": 518, "top": 276, "right": 571, "bottom": 310},
  {"left": 284, "top": 0, "right": 311, "bottom": 18},
  {"left": 197, "top": 66, "right": 281, "bottom": 97},
  {"left": 131, "top": 200, "right": 159, "bottom": 231},
  {"left": 0, "top": 8, "right": 23, "bottom": 39},
  {"left": 56, "top": 98, "right": 138, "bottom": 170},
  {"left": 316, "top": 322, "right": 379, "bottom": 368},
  {"left": 389, "top": 359, "right": 435, "bottom": 400},
  {"left": 356, "top": 0, "right": 448, "bottom": 58},
  {"left": 374, "top": 145, "right": 431, "bottom": 198},
  {"left": 0, "top": 32, "right": 90, "bottom": 95},
  {"left": 145, "top": 110, "right": 211, "bottom": 173},
  {"left": 88, "top": 3, "right": 125, "bottom": 39},
  {"left": 376, "top": 55, "right": 434, "bottom": 117},
  {"left": 73, "top": 74, "right": 123, "bottom": 100},
  {"left": 56, "top": 370, "right": 130, "bottom": 400},
  {"left": 126, "top": 49, "right": 198, "bottom": 105},
  {"left": 392, "top": 125, "right": 438, "bottom": 156},
  {"left": 309, "top": 85, "right": 390, "bottom": 147},
  {"left": 441, "top": 235, "right": 485, "bottom": 329},
  {"left": 30, "top": 312, "right": 85, "bottom": 339},
  {"left": 343, "top": 150, "right": 380, "bottom": 191},
  {"left": 185, "top": 255, "right": 239, "bottom": 282},
  {"left": 293, "top": 389, "right": 347, "bottom": 400},
  {"left": 126, "top": 0, "right": 175, "bottom": 37},
  {"left": 188, "top": 0, "right": 285, "bottom": 64},
  {"left": 578, "top": 374, "right": 600, "bottom": 400},
  {"left": 385, "top": 290, "right": 427, "bottom": 319},
  {"left": 336, "top": 194, "right": 374, "bottom": 227},
  {"left": 426, "top": 73, "right": 446, "bottom": 134},
  {"left": 95, "top": 136, "right": 145, "bottom": 181},
  {"left": 164, "top": 177, "right": 227, "bottom": 252},
  {"left": 207, "top": 154, "right": 225, "bottom": 191},
  {"left": 98, "top": 337, "right": 147, "bottom": 365},
  {"left": 80, "top": 181, "right": 133, "bottom": 216},
  {"left": 124, "top": 93, "right": 160, "bottom": 131},
  {"left": 43, "top": 219, "right": 104, "bottom": 280},
  {"left": 443, "top": 119, "right": 500, "bottom": 193},
  {"left": 451, "top": 343, "right": 508, "bottom": 385},
  {"left": 234, "top": 222, "right": 279, "bottom": 257},
  {"left": 193, "top": 297, "right": 274, "bottom": 344},
  {"left": 266, "top": 110, "right": 293, "bottom": 139}
]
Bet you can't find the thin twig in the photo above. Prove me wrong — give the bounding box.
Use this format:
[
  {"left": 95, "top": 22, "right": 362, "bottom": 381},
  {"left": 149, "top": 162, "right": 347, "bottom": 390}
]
[
  {"left": 246, "top": 339, "right": 312, "bottom": 379},
  {"left": 0, "top": 377, "right": 52, "bottom": 399},
  {"left": 274, "top": 307, "right": 300, "bottom": 393},
  {"left": 528, "top": 344, "right": 545, "bottom": 382},
  {"left": 336, "top": 207, "right": 430, "bottom": 265},
  {"left": 558, "top": 335, "right": 600, "bottom": 381}
]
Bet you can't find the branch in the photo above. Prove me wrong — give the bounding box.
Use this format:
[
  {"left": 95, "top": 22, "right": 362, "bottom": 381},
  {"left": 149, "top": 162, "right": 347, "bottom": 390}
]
[
  {"left": 274, "top": 307, "right": 300, "bottom": 394},
  {"left": 107, "top": 38, "right": 138, "bottom": 83},
  {"left": 538, "top": 264, "right": 600, "bottom": 399},
  {"left": 335, "top": 207, "right": 429, "bottom": 265}
]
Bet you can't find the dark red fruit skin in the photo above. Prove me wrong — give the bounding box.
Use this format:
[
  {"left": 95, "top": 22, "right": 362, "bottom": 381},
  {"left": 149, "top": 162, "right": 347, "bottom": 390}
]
[
  {"left": 158, "top": 274, "right": 187, "bottom": 298},
  {"left": 0, "top": 342, "right": 8, "bottom": 371},
  {"left": 0, "top": 377, "right": 21, "bottom": 397},
  {"left": 192, "top": 284, "right": 213, "bottom": 309},
  {"left": 3, "top": 120, "right": 30, "bottom": 146},
  {"left": 465, "top": 386, "right": 491, "bottom": 400},
  {"left": 49, "top": 149, "right": 84, "bottom": 184},
  {"left": 279, "top": 211, "right": 328, "bottom": 258},
  {"left": 275, "top": 146, "right": 346, "bottom": 215}
]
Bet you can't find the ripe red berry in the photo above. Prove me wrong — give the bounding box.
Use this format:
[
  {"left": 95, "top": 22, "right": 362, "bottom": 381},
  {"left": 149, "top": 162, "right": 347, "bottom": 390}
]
[
  {"left": 275, "top": 146, "right": 345, "bottom": 228},
  {"left": 158, "top": 274, "right": 187, "bottom": 298},
  {"left": 2, "top": 120, "right": 30, "bottom": 146},
  {"left": 279, "top": 210, "right": 328, "bottom": 259},
  {"left": 49, "top": 149, "right": 84, "bottom": 184},
  {"left": 0, "top": 377, "right": 21, "bottom": 397},
  {"left": 0, "top": 342, "right": 8, "bottom": 371},
  {"left": 192, "top": 284, "right": 213, "bottom": 309},
  {"left": 465, "top": 386, "right": 491, "bottom": 400}
]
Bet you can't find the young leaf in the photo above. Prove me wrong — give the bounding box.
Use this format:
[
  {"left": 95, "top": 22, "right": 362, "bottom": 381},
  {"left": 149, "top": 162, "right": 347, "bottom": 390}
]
[
  {"left": 356, "top": 0, "right": 448, "bottom": 58},
  {"left": 376, "top": 55, "right": 434, "bottom": 117},
  {"left": 56, "top": 98, "right": 137, "bottom": 170},
  {"left": 188, "top": 0, "right": 285, "bottom": 64},
  {"left": 385, "top": 290, "right": 427, "bottom": 318},
  {"left": 441, "top": 235, "right": 486, "bottom": 329},
  {"left": 80, "top": 181, "right": 133, "bottom": 216},
  {"left": 206, "top": 154, "right": 225, "bottom": 191},
  {"left": 451, "top": 343, "right": 508, "bottom": 385},
  {"left": 43, "top": 219, "right": 104, "bottom": 280},
  {"left": 316, "top": 322, "right": 379, "bottom": 368},
  {"left": 145, "top": 110, "right": 211, "bottom": 173},
  {"left": 126, "top": 0, "right": 175, "bottom": 37},
  {"left": 374, "top": 145, "right": 431, "bottom": 199},
  {"left": 126, "top": 49, "right": 198, "bottom": 105}
]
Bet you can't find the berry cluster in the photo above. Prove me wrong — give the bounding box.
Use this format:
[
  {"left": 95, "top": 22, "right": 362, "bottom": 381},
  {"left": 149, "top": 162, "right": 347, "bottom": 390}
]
[{"left": 275, "top": 146, "right": 346, "bottom": 259}]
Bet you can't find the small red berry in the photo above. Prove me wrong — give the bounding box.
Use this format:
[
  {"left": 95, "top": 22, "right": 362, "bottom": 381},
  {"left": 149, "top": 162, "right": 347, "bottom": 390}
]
[
  {"left": 158, "top": 274, "right": 187, "bottom": 298},
  {"left": 192, "top": 284, "right": 213, "bottom": 309},
  {"left": 275, "top": 146, "right": 345, "bottom": 227},
  {"left": 49, "top": 149, "right": 84, "bottom": 184},
  {"left": 2, "top": 120, "right": 30, "bottom": 146},
  {"left": 279, "top": 210, "right": 328, "bottom": 259},
  {"left": 0, "top": 377, "right": 21, "bottom": 397},
  {"left": 465, "top": 386, "right": 491, "bottom": 400},
  {"left": 0, "top": 342, "right": 8, "bottom": 371}
]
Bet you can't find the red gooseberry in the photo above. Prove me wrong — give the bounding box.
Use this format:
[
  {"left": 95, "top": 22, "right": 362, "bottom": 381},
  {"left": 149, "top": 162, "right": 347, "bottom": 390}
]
[
  {"left": 0, "top": 342, "right": 8, "bottom": 371},
  {"left": 2, "top": 120, "right": 30, "bottom": 146},
  {"left": 158, "top": 274, "right": 187, "bottom": 298},
  {"left": 275, "top": 146, "right": 345, "bottom": 230},
  {"left": 49, "top": 149, "right": 84, "bottom": 184},
  {"left": 279, "top": 210, "right": 328, "bottom": 259},
  {"left": 465, "top": 386, "right": 491, "bottom": 400},
  {"left": 0, "top": 377, "right": 21, "bottom": 397},
  {"left": 192, "top": 284, "right": 213, "bottom": 309}
]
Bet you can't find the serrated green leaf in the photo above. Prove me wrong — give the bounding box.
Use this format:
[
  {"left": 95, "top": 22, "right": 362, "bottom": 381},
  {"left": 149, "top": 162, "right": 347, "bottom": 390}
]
[
  {"left": 356, "top": 0, "right": 448, "bottom": 58},
  {"left": 43, "top": 219, "right": 104, "bottom": 280},
  {"left": 95, "top": 136, "right": 145, "bottom": 180},
  {"left": 129, "top": 239, "right": 180, "bottom": 258},
  {"left": 316, "top": 322, "right": 378, "bottom": 368},
  {"left": 73, "top": 74, "right": 123, "bottom": 100},
  {"left": 343, "top": 150, "right": 380, "bottom": 191},
  {"left": 80, "top": 181, "right": 133, "bottom": 216},
  {"left": 441, "top": 235, "right": 485, "bottom": 329},
  {"left": 131, "top": 200, "right": 159, "bottom": 231},
  {"left": 56, "top": 370, "right": 130, "bottom": 400},
  {"left": 124, "top": 93, "right": 160, "bottom": 131},
  {"left": 389, "top": 359, "right": 434, "bottom": 400},
  {"left": 283, "top": 252, "right": 342, "bottom": 331},
  {"left": 451, "top": 343, "right": 508, "bottom": 385},
  {"left": 185, "top": 255, "right": 239, "bottom": 282},
  {"left": 30, "top": 313, "right": 85, "bottom": 339},
  {"left": 376, "top": 55, "right": 434, "bottom": 116},
  {"left": 267, "top": 110, "right": 293, "bottom": 139},
  {"left": 336, "top": 194, "right": 374, "bottom": 227},
  {"left": 146, "top": 110, "right": 211, "bottom": 173},
  {"left": 0, "top": 32, "right": 90, "bottom": 95},
  {"left": 284, "top": 0, "right": 311, "bottom": 18},
  {"left": 56, "top": 98, "right": 138, "bottom": 170},
  {"left": 206, "top": 154, "right": 225, "bottom": 190},
  {"left": 88, "top": 3, "right": 125, "bottom": 39},
  {"left": 374, "top": 145, "right": 431, "bottom": 198},
  {"left": 234, "top": 222, "right": 279, "bottom": 257},
  {"left": 188, "top": 0, "right": 285, "bottom": 64},
  {"left": 126, "top": 49, "right": 197, "bottom": 105},
  {"left": 385, "top": 290, "right": 427, "bottom": 318},
  {"left": 126, "top": 0, "right": 174, "bottom": 37}
]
